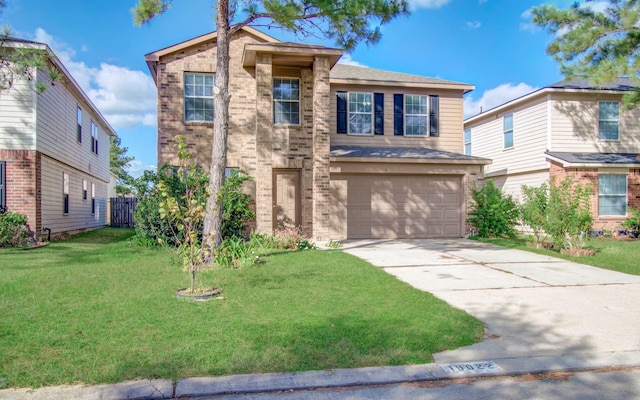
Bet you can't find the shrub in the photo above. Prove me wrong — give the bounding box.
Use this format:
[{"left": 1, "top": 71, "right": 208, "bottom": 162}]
[
  {"left": 220, "top": 170, "right": 255, "bottom": 240},
  {"left": 0, "top": 211, "right": 34, "bottom": 247},
  {"left": 621, "top": 206, "right": 640, "bottom": 232},
  {"left": 468, "top": 180, "right": 519, "bottom": 238},
  {"left": 273, "top": 225, "right": 316, "bottom": 250},
  {"left": 544, "top": 176, "right": 593, "bottom": 250},
  {"left": 213, "top": 237, "right": 260, "bottom": 269},
  {"left": 520, "top": 183, "right": 549, "bottom": 248}
]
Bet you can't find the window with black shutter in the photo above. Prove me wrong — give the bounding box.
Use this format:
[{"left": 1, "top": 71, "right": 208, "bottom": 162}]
[
  {"left": 374, "top": 93, "right": 384, "bottom": 135},
  {"left": 336, "top": 91, "right": 347, "bottom": 134},
  {"left": 429, "top": 95, "right": 439, "bottom": 137},
  {"left": 393, "top": 94, "right": 404, "bottom": 136},
  {"left": 0, "top": 161, "right": 6, "bottom": 212}
]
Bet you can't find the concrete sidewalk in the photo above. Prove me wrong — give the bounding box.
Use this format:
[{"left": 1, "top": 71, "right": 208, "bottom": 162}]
[{"left": 3, "top": 239, "right": 639, "bottom": 399}]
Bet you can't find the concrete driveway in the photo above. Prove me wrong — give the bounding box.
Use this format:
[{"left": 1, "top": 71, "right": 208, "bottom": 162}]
[{"left": 342, "top": 239, "right": 640, "bottom": 365}]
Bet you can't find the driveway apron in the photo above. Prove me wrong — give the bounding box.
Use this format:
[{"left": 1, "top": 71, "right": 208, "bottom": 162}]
[{"left": 342, "top": 239, "right": 640, "bottom": 364}]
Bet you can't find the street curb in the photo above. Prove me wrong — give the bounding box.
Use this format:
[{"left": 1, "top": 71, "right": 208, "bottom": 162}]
[{"left": 2, "top": 351, "right": 639, "bottom": 399}]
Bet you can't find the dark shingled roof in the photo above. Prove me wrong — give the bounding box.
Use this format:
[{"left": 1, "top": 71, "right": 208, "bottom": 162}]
[
  {"left": 546, "top": 152, "right": 640, "bottom": 165},
  {"left": 545, "top": 77, "right": 637, "bottom": 92},
  {"left": 330, "top": 64, "right": 471, "bottom": 87},
  {"left": 330, "top": 145, "right": 489, "bottom": 162}
]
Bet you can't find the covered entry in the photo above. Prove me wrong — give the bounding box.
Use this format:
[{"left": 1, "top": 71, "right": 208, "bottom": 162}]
[{"left": 330, "top": 174, "right": 463, "bottom": 239}]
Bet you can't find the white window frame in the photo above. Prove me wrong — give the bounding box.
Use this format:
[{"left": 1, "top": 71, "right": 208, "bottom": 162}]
[
  {"left": 91, "top": 121, "right": 99, "bottom": 155},
  {"left": 91, "top": 182, "right": 96, "bottom": 215},
  {"left": 464, "top": 128, "right": 472, "bottom": 155},
  {"left": 404, "top": 94, "right": 428, "bottom": 137},
  {"left": 273, "top": 77, "right": 300, "bottom": 125},
  {"left": 77, "top": 106, "right": 82, "bottom": 143},
  {"left": 503, "top": 113, "right": 514, "bottom": 149},
  {"left": 63, "top": 172, "right": 70, "bottom": 215},
  {"left": 347, "top": 92, "right": 374, "bottom": 135},
  {"left": 598, "top": 174, "right": 627, "bottom": 216},
  {"left": 598, "top": 101, "right": 620, "bottom": 141},
  {"left": 184, "top": 72, "right": 215, "bottom": 122}
]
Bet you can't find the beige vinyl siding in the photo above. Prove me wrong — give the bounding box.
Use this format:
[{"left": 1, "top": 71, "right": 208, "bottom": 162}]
[
  {"left": 40, "top": 155, "right": 108, "bottom": 233},
  {"left": 490, "top": 170, "right": 550, "bottom": 203},
  {"left": 467, "top": 96, "right": 548, "bottom": 176},
  {"left": 330, "top": 84, "right": 465, "bottom": 153},
  {"left": 0, "top": 75, "right": 35, "bottom": 150},
  {"left": 34, "top": 69, "right": 110, "bottom": 182},
  {"left": 550, "top": 93, "right": 640, "bottom": 153}
]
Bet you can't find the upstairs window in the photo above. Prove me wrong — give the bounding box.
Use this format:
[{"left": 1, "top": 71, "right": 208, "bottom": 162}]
[
  {"left": 77, "top": 107, "right": 82, "bottom": 143},
  {"left": 599, "top": 101, "right": 619, "bottom": 140},
  {"left": 348, "top": 92, "right": 373, "bottom": 135},
  {"left": 503, "top": 113, "right": 514, "bottom": 149},
  {"left": 91, "top": 182, "right": 96, "bottom": 215},
  {"left": 91, "top": 121, "right": 99, "bottom": 155},
  {"left": 598, "top": 174, "right": 627, "bottom": 216},
  {"left": 184, "top": 72, "right": 214, "bottom": 122},
  {"left": 404, "top": 95, "right": 428, "bottom": 136},
  {"left": 273, "top": 78, "right": 300, "bottom": 125},
  {"left": 63, "top": 172, "right": 70, "bottom": 214},
  {"left": 464, "top": 128, "right": 472, "bottom": 155}
]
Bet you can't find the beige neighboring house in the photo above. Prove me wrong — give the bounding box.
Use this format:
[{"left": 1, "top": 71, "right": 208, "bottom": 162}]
[
  {"left": 0, "top": 37, "right": 115, "bottom": 239},
  {"left": 464, "top": 78, "right": 640, "bottom": 230},
  {"left": 145, "top": 27, "right": 490, "bottom": 240}
]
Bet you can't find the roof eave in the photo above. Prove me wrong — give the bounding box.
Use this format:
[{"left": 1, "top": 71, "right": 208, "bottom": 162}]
[
  {"left": 329, "top": 156, "right": 492, "bottom": 165},
  {"left": 330, "top": 78, "right": 474, "bottom": 93},
  {"left": 545, "top": 154, "right": 639, "bottom": 168},
  {"left": 242, "top": 43, "right": 343, "bottom": 68}
]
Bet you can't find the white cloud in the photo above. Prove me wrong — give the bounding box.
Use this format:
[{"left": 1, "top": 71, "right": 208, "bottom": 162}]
[
  {"left": 408, "top": 0, "right": 451, "bottom": 10},
  {"left": 519, "top": 9, "right": 538, "bottom": 33},
  {"left": 337, "top": 54, "right": 368, "bottom": 68},
  {"left": 464, "top": 82, "right": 537, "bottom": 118},
  {"left": 126, "top": 160, "right": 156, "bottom": 178},
  {"left": 467, "top": 21, "right": 481, "bottom": 29},
  {"left": 583, "top": 1, "right": 610, "bottom": 14},
  {"left": 31, "top": 28, "right": 156, "bottom": 131}
]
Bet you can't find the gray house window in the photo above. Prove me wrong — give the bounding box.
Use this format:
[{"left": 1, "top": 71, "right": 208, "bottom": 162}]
[
  {"left": 91, "top": 121, "right": 99, "bottom": 155},
  {"left": 503, "top": 113, "right": 514, "bottom": 149},
  {"left": 77, "top": 107, "right": 82, "bottom": 143},
  {"left": 348, "top": 92, "right": 373, "bottom": 135},
  {"left": 598, "top": 174, "right": 627, "bottom": 216},
  {"left": 599, "top": 101, "right": 619, "bottom": 140},
  {"left": 63, "top": 172, "right": 70, "bottom": 214},
  {"left": 273, "top": 78, "right": 300, "bottom": 125},
  {"left": 184, "top": 72, "right": 214, "bottom": 122}
]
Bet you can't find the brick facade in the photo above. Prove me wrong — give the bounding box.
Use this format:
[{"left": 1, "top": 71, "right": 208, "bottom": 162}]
[
  {"left": 549, "top": 160, "right": 640, "bottom": 230},
  {"left": 0, "top": 149, "right": 40, "bottom": 234}
]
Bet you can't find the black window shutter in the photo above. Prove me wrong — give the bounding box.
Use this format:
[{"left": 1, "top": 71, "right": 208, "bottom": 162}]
[
  {"left": 0, "top": 161, "right": 5, "bottom": 211},
  {"left": 336, "top": 91, "right": 347, "bottom": 134},
  {"left": 374, "top": 93, "right": 384, "bottom": 135},
  {"left": 393, "top": 94, "right": 403, "bottom": 136},
  {"left": 429, "top": 95, "right": 439, "bottom": 137}
]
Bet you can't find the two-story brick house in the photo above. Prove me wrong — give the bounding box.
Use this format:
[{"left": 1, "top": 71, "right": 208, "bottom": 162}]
[
  {"left": 464, "top": 78, "right": 640, "bottom": 230},
  {"left": 0, "top": 37, "right": 115, "bottom": 239},
  {"left": 145, "top": 27, "right": 490, "bottom": 240}
]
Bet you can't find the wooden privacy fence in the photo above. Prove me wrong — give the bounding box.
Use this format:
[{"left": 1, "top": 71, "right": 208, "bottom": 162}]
[{"left": 110, "top": 197, "right": 137, "bottom": 228}]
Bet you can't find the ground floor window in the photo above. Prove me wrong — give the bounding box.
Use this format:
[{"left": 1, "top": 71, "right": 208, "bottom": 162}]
[
  {"left": 598, "top": 174, "right": 627, "bottom": 216},
  {"left": 63, "top": 172, "right": 70, "bottom": 214}
]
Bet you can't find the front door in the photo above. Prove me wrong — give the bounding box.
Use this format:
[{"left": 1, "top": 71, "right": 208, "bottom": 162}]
[{"left": 273, "top": 169, "right": 301, "bottom": 231}]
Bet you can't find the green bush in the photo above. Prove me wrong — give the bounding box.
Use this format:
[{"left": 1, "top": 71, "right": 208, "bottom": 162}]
[
  {"left": 621, "top": 206, "right": 640, "bottom": 231},
  {"left": 0, "top": 211, "right": 33, "bottom": 247},
  {"left": 520, "top": 183, "right": 549, "bottom": 247},
  {"left": 468, "top": 180, "right": 519, "bottom": 238},
  {"left": 544, "top": 176, "right": 593, "bottom": 250},
  {"left": 133, "top": 165, "right": 209, "bottom": 247},
  {"left": 220, "top": 170, "right": 255, "bottom": 240}
]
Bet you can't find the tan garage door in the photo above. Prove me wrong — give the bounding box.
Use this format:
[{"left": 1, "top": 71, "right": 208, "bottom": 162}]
[{"left": 330, "top": 175, "right": 462, "bottom": 239}]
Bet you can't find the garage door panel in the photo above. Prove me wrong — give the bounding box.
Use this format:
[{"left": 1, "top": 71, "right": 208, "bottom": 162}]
[{"left": 331, "top": 174, "right": 462, "bottom": 239}]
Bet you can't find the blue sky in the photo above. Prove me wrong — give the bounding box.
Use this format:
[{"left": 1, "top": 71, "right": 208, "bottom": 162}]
[{"left": 1, "top": 0, "right": 597, "bottom": 176}]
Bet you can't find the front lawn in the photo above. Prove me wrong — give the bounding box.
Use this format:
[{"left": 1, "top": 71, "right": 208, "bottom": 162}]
[
  {"left": 0, "top": 228, "right": 482, "bottom": 388},
  {"left": 473, "top": 236, "right": 640, "bottom": 276}
]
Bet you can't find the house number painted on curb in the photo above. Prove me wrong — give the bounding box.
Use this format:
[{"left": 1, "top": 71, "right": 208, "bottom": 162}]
[{"left": 440, "top": 361, "right": 502, "bottom": 374}]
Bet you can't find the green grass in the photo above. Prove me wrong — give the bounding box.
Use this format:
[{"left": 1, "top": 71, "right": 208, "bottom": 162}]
[
  {"left": 473, "top": 236, "right": 640, "bottom": 276},
  {"left": 0, "top": 228, "right": 482, "bottom": 388}
]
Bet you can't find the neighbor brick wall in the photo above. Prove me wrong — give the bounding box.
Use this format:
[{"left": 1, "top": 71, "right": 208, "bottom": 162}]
[
  {"left": 549, "top": 160, "right": 639, "bottom": 230},
  {"left": 1, "top": 149, "right": 40, "bottom": 233}
]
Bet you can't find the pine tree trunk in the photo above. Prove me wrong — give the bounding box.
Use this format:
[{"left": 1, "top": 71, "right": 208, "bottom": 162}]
[{"left": 202, "top": 0, "right": 230, "bottom": 260}]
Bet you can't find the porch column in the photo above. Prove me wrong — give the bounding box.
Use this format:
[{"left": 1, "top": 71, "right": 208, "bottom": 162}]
[
  {"left": 312, "top": 56, "right": 331, "bottom": 241},
  {"left": 255, "top": 53, "right": 273, "bottom": 234}
]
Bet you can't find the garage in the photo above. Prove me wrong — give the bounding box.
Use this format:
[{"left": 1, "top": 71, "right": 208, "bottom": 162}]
[{"left": 330, "top": 174, "right": 463, "bottom": 239}]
